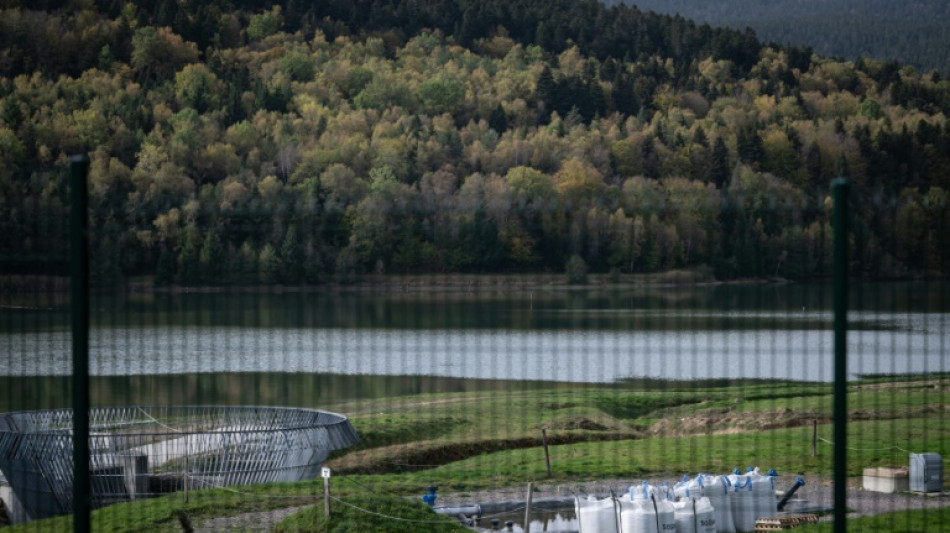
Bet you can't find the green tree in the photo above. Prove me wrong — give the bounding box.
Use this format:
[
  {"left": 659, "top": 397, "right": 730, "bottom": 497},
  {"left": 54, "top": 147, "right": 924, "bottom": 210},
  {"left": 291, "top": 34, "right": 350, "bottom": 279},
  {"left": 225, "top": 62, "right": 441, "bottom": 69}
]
[
  {"left": 860, "top": 98, "right": 884, "bottom": 119},
  {"left": 348, "top": 166, "right": 412, "bottom": 269},
  {"left": 353, "top": 77, "right": 414, "bottom": 110},
  {"left": 174, "top": 64, "right": 222, "bottom": 113},
  {"left": 736, "top": 125, "right": 764, "bottom": 167},
  {"left": 236, "top": 241, "right": 258, "bottom": 285},
  {"left": 247, "top": 7, "right": 282, "bottom": 42},
  {"left": 418, "top": 76, "right": 465, "bottom": 115},
  {"left": 177, "top": 226, "right": 201, "bottom": 286},
  {"left": 200, "top": 229, "right": 225, "bottom": 285},
  {"left": 710, "top": 136, "right": 730, "bottom": 189},
  {"left": 565, "top": 254, "right": 588, "bottom": 284},
  {"left": 131, "top": 26, "right": 199, "bottom": 80},
  {"left": 488, "top": 103, "right": 508, "bottom": 133},
  {"left": 280, "top": 225, "right": 303, "bottom": 284},
  {"left": 91, "top": 234, "right": 121, "bottom": 287},
  {"left": 277, "top": 51, "right": 315, "bottom": 82},
  {"left": 259, "top": 243, "right": 280, "bottom": 284},
  {"left": 155, "top": 246, "right": 177, "bottom": 286}
]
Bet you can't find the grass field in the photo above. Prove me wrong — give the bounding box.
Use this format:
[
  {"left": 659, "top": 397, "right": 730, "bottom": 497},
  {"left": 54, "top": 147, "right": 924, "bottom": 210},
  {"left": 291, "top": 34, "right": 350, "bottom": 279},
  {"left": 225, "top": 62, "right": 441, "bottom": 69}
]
[{"left": 5, "top": 376, "right": 948, "bottom": 531}]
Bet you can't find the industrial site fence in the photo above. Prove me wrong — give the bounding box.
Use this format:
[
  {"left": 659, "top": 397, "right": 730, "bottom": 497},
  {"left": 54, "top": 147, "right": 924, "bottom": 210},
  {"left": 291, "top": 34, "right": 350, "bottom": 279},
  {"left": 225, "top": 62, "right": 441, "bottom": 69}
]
[{"left": 0, "top": 406, "right": 358, "bottom": 521}]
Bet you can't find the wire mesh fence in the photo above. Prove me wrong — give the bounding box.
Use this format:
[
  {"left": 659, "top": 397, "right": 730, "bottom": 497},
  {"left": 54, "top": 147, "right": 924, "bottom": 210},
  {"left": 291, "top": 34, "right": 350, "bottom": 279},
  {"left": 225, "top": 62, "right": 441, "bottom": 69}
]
[
  {"left": 0, "top": 165, "right": 949, "bottom": 532},
  {"left": 0, "top": 406, "right": 358, "bottom": 521}
]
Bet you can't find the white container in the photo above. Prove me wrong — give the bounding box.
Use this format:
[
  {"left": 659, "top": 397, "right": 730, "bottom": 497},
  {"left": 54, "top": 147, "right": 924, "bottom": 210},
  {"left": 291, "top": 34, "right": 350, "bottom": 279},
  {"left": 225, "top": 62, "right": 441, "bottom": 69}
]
[
  {"left": 863, "top": 467, "right": 909, "bottom": 493},
  {"left": 910, "top": 453, "right": 943, "bottom": 493},
  {"left": 576, "top": 495, "right": 619, "bottom": 533}
]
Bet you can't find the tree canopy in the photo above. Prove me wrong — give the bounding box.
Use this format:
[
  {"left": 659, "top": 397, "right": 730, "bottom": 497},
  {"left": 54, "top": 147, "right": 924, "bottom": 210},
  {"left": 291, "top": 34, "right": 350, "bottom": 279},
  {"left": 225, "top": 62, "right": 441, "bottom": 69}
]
[{"left": 1, "top": 0, "right": 948, "bottom": 285}]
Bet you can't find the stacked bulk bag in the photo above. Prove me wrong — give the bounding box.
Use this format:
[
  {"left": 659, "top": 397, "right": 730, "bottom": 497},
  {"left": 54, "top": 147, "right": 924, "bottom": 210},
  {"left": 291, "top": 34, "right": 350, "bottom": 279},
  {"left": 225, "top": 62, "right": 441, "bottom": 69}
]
[
  {"left": 729, "top": 467, "right": 779, "bottom": 532},
  {"left": 747, "top": 468, "right": 777, "bottom": 520},
  {"left": 617, "top": 483, "right": 657, "bottom": 533},
  {"left": 694, "top": 497, "right": 718, "bottom": 533},
  {"left": 672, "top": 497, "right": 717, "bottom": 533},
  {"left": 673, "top": 474, "right": 704, "bottom": 501},
  {"left": 576, "top": 494, "right": 618, "bottom": 533},
  {"left": 702, "top": 475, "right": 736, "bottom": 533},
  {"left": 653, "top": 484, "right": 677, "bottom": 533},
  {"left": 672, "top": 499, "right": 698, "bottom": 533},
  {"left": 730, "top": 475, "right": 757, "bottom": 533},
  {"left": 575, "top": 470, "right": 778, "bottom": 533},
  {"left": 617, "top": 482, "right": 675, "bottom": 533}
]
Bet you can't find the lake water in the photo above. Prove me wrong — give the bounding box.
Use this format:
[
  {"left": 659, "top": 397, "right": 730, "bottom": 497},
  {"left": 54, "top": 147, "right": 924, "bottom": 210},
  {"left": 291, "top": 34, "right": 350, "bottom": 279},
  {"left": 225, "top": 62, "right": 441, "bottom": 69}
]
[{"left": 1, "top": 282, "right": 948, "bottom": 409}]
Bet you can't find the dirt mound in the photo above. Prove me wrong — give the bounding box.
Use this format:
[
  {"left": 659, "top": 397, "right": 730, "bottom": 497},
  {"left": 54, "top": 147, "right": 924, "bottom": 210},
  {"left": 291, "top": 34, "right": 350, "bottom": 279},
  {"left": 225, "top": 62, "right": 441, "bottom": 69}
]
[
  {"left": 647, "top": 407, "right": 825, "bottom": 437},
  {"left": 329, "top": 432, "right": 639, "bottom": 474},
  {"left": 541, "top": 416, "right": 610, "bottom": 431}
]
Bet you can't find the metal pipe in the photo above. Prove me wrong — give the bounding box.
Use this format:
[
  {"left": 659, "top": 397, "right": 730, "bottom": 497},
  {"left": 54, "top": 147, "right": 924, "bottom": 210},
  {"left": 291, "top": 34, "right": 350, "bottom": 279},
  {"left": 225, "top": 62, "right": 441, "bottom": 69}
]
[
  {"left": 69, "top": 154, "right": 91, "bottom": 533},
  {"left": 832, "top": 177, "right": 850, "bottom": 533},
  {"left": 435, "top": 495, "right": 577, "bottom": 518},
  {"left": 433, "top": 505, "right": 482, "bottom": 516},
  {"left": 776, "top": 477, "right": 805, "bottom": 511},
  {"left": 524, "top": 482, "right": 533, "bottom": 533}
]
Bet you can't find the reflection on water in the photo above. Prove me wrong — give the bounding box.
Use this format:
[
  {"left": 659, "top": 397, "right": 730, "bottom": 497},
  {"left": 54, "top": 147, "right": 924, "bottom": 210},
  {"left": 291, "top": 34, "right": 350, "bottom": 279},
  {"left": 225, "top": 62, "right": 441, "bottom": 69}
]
[
  {"left": 1, "top": 324, "right": 946, "bottom": 382},
  {"left": 471, "top": 509, "right": 576, "bottom": 533}
]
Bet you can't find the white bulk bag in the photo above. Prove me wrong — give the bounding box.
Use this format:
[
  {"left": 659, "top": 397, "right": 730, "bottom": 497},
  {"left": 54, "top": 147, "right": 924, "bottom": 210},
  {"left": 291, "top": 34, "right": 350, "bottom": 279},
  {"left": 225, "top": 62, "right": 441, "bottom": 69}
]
[
  {"left": 694, "top": 496, "right": 717, "bottom": 533},
  {"left": 703, "top": 475, "right": 736, "bottom": 533},
  {"left": 731, "top": 476, "right": 757, "bottom": 533},
  {"left": 617, "top": 483, "right": 658, "bottom": 533},
  {"left": 654, "top": 491, "right": 676, "bottom": 533},
  {"left": 673, "top": 474, "right": 705, "bottom": 500},
  {"left": 747, "top": 468, "right": 777, "bottom": 520},
  {"left": 576, "top": 494, "right": 619, "bottom": 533},
  {"left": 672, "top": 499, "right": 699, "bottom": 533}
]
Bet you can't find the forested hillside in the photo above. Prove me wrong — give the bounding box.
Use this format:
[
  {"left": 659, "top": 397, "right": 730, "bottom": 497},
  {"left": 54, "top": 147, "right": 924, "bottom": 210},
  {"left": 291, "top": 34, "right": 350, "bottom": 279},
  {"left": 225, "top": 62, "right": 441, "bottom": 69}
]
[
  {"left": 1, "top": 0, "right": 949, "bottom": 286},
  {"left": 614, "top": 0, "right": 950, "bottom": 75}
]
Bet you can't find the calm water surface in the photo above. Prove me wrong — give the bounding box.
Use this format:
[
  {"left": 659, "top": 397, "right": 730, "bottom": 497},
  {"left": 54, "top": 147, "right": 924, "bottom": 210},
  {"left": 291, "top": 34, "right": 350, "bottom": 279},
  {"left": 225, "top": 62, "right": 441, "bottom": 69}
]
[{"left": 2, "top": 282, "right": 948, "bottom": 409}]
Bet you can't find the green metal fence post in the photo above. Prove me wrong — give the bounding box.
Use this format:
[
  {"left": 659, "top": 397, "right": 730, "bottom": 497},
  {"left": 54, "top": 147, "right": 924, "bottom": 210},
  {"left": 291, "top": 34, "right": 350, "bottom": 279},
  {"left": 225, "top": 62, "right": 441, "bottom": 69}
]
[
  {"left": 832, "top": 177, "right": 850, "bottom": 533},
  {"left": 70, "top": 154, "right": 91, "bottom": 533}
]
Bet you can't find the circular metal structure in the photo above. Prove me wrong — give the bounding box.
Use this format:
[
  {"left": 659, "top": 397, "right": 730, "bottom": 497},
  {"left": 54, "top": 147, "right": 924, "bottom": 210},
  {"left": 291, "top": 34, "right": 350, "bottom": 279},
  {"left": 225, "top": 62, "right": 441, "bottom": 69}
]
[{"left": 0, "top": 406, "right": 359, "bottom": 521}]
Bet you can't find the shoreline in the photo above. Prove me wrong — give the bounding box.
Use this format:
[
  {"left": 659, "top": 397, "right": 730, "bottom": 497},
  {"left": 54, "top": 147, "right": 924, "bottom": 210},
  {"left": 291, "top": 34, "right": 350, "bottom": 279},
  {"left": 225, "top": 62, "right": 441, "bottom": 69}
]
[
  {"left": 5, "top": 269, "right": 944, "bottom": 295},
  {"left": 0, "top": 269, "right": 828, "bottom": 295}
]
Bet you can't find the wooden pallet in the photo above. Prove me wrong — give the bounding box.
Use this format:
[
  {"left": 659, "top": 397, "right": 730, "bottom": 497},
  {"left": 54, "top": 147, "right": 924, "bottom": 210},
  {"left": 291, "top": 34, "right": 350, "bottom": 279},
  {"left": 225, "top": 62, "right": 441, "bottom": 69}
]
[{"left": 754, "top": 514, "right": 820, "bottom": 531}]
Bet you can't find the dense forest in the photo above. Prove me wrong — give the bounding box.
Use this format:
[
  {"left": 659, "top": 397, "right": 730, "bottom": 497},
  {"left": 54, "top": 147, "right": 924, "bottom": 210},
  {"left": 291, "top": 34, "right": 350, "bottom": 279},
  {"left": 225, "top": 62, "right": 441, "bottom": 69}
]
[
  {"left": 1, "top": 0, "right": 949, "bottom": 286},
  {"left": 615, "top": 0, "right": 950, "bottom": 76}
]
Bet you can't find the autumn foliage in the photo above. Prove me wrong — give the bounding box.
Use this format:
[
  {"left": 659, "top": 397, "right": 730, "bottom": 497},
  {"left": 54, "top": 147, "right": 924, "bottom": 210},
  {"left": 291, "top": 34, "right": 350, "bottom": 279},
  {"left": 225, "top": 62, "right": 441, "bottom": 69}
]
[{"left": 1, "top": 1, "right": 948, "bottom": 285}]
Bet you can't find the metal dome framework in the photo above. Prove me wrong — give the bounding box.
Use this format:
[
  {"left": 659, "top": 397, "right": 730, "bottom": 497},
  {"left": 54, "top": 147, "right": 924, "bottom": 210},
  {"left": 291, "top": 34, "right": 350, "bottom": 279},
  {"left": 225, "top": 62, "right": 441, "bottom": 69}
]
[{"left": 0, "top": 406, "right": 359, "bottom": 521}]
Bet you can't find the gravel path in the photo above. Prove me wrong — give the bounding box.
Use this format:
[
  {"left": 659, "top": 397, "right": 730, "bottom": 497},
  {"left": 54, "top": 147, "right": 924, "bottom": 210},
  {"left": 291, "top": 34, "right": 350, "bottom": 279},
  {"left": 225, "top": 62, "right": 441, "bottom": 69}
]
[
  {"left": 193, "top": 506, "right": 307, "bottom": 532},
  {"left": 790, "top": 476, "right": 950, "bottom": 518}
]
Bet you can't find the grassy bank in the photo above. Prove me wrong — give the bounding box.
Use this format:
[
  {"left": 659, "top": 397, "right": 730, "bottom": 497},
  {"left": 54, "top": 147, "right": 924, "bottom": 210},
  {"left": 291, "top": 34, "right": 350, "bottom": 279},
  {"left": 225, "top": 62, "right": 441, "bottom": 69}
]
[{"left": 6, "top": 376, "right": 948, "bottom": 531}]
